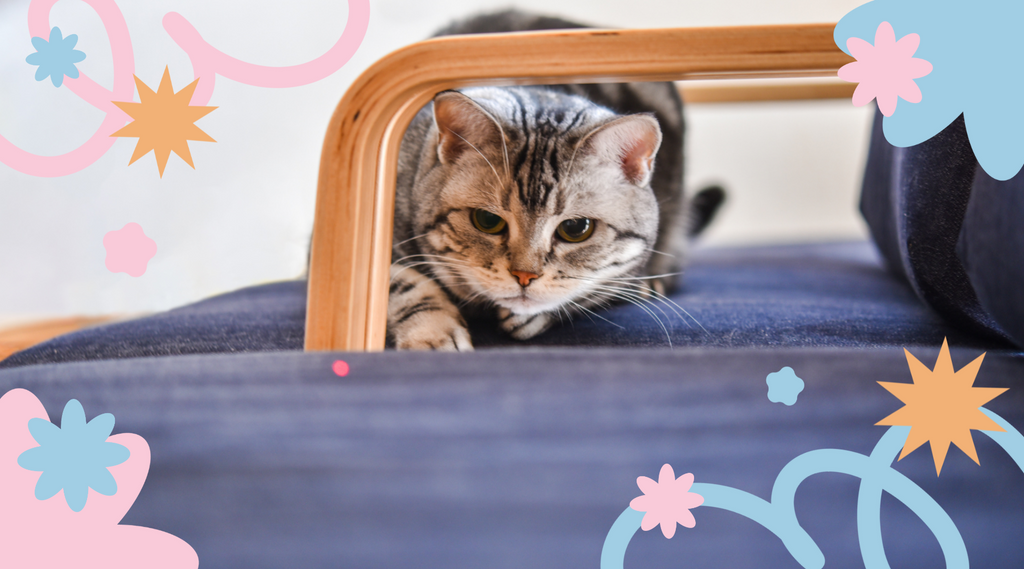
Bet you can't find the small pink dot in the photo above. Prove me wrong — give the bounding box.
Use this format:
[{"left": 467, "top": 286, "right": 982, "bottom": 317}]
[{"left": 332, "top": 360, "right": 350, "bottom": 377}]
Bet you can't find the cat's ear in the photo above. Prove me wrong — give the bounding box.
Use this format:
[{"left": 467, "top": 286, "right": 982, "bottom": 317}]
[
  {"left": 582, "top": 115, "right": 662, "bottom": 186},
  {"left": 433, "top": 91, "right": 504, "bottom": 166}
]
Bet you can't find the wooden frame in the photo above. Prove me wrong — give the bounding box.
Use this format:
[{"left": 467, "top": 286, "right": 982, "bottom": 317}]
[
  {"left": 679, "top": 80, "right": 854, "bottom": 104},
  {"left": 0, "top": 316, "right": 120, "bottom": 361},
  {"left": 306, "top": 23, "right": 853, "bottom": 352}
]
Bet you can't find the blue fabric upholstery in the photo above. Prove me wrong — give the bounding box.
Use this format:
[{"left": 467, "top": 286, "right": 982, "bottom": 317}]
[
  {"left": 859, "top": 108, "right": 1023, "bottom": 347},
  {"left": 1, "top": 347, "right": 1022, "bottom": 568},
  {"left": 0, "top": 241, "right": 1002, "bottom": 370}
]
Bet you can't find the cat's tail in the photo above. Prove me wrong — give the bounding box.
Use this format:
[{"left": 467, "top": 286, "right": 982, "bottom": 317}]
[{"left": 687, "top": 185, "right": 726, "bottom": 237}]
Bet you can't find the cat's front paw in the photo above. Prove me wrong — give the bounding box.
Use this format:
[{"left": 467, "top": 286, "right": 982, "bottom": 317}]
[
  {"left": 392, "top": 311, "right": 474, "bottom": 352},
  {"left": 497, "top": 308, "right": 554, "bottom": 340}
]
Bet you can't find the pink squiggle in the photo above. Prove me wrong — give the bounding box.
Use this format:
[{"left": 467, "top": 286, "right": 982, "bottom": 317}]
[
  {"left": 0, "top": 0, "right": 135, "bottom": 178},
  {"left": 162, "top": 0, "right": 370, "bottom": 107},
  {"left": 2, "top": 0, "right": 368, "bottom": 178}
]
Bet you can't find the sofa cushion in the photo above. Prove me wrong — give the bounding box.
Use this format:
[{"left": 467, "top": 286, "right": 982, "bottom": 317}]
[
  {"left": 859, "top": 108, "right": 1010, "bottom": 343},
  {"left": 957, "top": 167, "right": 1024, "bottom": 347},
  {"left": 0, "top": 242, "right": 1001, "bottom": 369}
]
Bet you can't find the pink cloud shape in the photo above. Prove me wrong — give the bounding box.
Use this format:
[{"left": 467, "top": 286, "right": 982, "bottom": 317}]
[
  {"left": 0, "top": 388, "right": 198, "bottom": 568},
  {"left": 103, "top": 222, "right": 157, "bottom": 277},
  {"left": 838, "top": 21, "right": 933, "bottom": 117},
  {"left": 629, "top": 463, "right": 704, "bottom": 538}
]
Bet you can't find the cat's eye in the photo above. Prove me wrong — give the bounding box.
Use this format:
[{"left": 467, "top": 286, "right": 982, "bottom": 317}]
[
  {"left": 471, "top": 209, "right": 507, "bottom": 234},
  {"left": 556, "top": 218, "right": 595, "bottom": 243}
]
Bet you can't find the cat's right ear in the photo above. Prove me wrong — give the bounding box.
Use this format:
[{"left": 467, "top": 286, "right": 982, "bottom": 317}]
[{"left": 433, "top": 91, "right": 504, "bottom": 166}]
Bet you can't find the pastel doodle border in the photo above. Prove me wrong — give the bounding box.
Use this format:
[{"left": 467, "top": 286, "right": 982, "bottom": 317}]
[
  {"left": 602, "top": 409, "right": 1024, "bottom": 569},
  {"left": 1, "top": 0, "right": 369, "bottom": 178}
]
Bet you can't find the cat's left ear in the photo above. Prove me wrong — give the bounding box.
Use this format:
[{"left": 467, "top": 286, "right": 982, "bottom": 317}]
[{"left": 582, "top": 115, "right": 662, "bottom": 186}]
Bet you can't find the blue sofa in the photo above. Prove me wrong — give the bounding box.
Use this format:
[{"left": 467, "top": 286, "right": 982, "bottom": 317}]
[{"left": 2, "top": 108, "right": 1023, "bottom": 568}]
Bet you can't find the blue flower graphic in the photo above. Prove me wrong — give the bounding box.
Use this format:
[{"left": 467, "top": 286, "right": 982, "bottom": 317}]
[
  {"left": 25, "top": 26, "right": 86, "bottom": 88},
  {"left": 766, "top": 366, "right": 805, "bottom": 406},
  {"left": 835, "top": 0, "right": 1024, "bottom": 180},
  {"left": 17, "top": 399, "right": 129, "bottom": 512}
]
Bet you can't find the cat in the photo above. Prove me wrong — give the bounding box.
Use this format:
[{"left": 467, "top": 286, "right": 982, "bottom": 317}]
[{"left": 387, "top": 10, "right": 724, "bottom": 350}]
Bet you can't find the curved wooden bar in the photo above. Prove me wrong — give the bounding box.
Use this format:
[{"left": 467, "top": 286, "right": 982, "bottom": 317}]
[{"left": 306, "top": 23, "right": 852, "bottom": 352}]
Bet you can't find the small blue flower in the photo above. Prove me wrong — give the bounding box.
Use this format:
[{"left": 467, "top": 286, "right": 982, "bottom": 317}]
[
  {"left": 766, "top": 367, "right": 805, "bottom": 406},
  {"left": 17, "top": 399, "right": 129, "bottom": 512},
  {"left": 25, "top": 26, "right": 86, "bottom": 88}
]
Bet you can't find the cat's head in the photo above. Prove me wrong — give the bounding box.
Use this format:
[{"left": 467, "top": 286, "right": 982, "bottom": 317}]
[{"left": 411, "top": 87, "right": 661, "bottom": 316}]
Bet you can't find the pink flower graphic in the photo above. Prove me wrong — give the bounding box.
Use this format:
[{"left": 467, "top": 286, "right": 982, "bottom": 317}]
[
  {"left": 103, "top": 222, "right": 157, "bottom": 277},
  {"left": 629, "top": 463, "right": 704, "bottom": 538},
  {"left": 0, "top": 388, "right": 198, "bottom": 568},
  {"left": 838, "top": 21, "right": 933, "bottom": 117}
]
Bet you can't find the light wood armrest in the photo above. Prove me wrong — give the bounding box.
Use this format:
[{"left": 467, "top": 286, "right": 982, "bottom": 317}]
[
  {"left": 0, "top": 316, "right": 122, "bottom": 361},
  {"left": 306, "top": 23, "right": 853, "bottom": 352},
  {"left": 680, "top": 80, "right": 855, "bottom": 104}
]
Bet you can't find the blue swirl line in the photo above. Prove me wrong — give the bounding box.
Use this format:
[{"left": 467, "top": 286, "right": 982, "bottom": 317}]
[
  {"left": 691, "top": 482, "right": 822, "bottom": 567},
  {"left": 601, "top": 408, "right": 1024, "bottom": 568},
  {"left": 980, "top": 408, "right": 1024, "bottom": 469},
  {"left": 601, "top": 508, "right": 644, "bottom": 569},
  {"left": 856, "top": 425, "right": 909, "bottom": 569},
  {"left": 600, "top": 426, "right": 978, "bottom": 568}
]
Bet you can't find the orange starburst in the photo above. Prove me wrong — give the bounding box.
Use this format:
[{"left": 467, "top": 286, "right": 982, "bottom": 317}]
[
  {"left": 111, "top": 67, "right": 216, "bottom": 177},
  {"left": 877, "top": 338, "right": 1007, "bottom": 475}
]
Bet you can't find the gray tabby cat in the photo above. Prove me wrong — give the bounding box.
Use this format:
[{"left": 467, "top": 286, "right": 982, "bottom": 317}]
[{"left": 388, "top": 11, "right": 723, "bottom": 350}]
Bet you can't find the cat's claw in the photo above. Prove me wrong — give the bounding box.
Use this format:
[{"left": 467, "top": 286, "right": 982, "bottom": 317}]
[{"left": 497, "top": 307, "right": 554, "bottom": 340}]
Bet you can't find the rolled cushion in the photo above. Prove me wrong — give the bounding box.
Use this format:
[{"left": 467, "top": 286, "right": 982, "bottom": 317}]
[
  {"left": 859, "top": 108, "right": 1014, "bottom": 345},
  {"left": 957, "top": 167, "right": 1024, "bottom": 347}
]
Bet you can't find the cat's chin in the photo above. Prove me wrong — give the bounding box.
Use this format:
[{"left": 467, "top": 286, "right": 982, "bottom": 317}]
[{"left": 495, "top": 295, "right": 562, "bottom": 316}]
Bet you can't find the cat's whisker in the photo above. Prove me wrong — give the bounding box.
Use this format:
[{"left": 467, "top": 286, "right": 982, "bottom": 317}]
[
  {"left": 574, "top": 272, "right": 682, "bottom": 283},
  {"left": 393, "top": 253, "right": 473, "bottom": 266},
  {"left": 644, "top": 248, "right": 675, "bottom": 258},
  {"left": 448, "top": 128, "right": 506, "bottom": 194},
  {"left": 566, "top": 300, "right": 595, "bottom": 324},
  {"left": 588, "top": 279, "right": 705, "bottom": 334},
  {"left": 567, "top": 300, "right": 624, "bottom": 330},
  {"left": 587, "top": 283, "right": 678, "bottom": 336},
  {"left": 566, "top": 274, "right": 705, "bottom": 333},
  {"left": 455, "top": 287, "right": 493, "bottom": 309},
  {"left": 392, "top": 233, "right": 429, "bottom": 250},
  {"left": 391, "top": 261, "right": 471, "bottom": 283},
  {"left": 641, "top": 286, "right": 708, "bottom": 334},
  {"left": 572, "top": 279, "right": 673, "bottom": 319},
  {"left": 587, "top": 289, "right": 672, "bottom": 347},
  {"left": 499, "top": 129, "right": 510, "bottom": 179}
]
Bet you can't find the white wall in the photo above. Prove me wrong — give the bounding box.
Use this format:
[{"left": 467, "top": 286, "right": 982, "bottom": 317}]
[{"left": 0, "top": 0, "right": 871, "bottom": 321}]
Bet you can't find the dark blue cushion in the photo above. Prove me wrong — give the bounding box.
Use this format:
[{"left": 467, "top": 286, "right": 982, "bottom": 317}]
[
  {"left": 859, "top": 108, "right": 1017, "bottom": 346},
  {"left": 957, "top": 167, "right": 1024, "bottom": 348},
  {"left": 1, "top": 242, "right": 1002, "bottom": 369}
]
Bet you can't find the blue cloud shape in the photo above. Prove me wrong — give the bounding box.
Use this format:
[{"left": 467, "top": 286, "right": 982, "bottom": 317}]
[
  {"left": 835, "top": 0, "right": 1024, "bottom": 180},
  {"left": 25, "top": 26, "right": 86, "bottom": 88},
  {"left": 766, "top": 366, "right": 805, "bottom": 406},
  {"left": 17, "top": 399, "right": 129, "bottom": 512}
]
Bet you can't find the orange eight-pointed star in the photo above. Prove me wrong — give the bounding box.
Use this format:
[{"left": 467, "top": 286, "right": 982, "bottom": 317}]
[
  {"left": 111, "top": 67, "right": 216, "bottom": 177},
  {"left": 877, "top": 339, "right": 1007, "bottom": 475}
]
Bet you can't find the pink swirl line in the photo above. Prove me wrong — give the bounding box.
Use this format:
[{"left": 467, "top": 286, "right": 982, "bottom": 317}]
[
  {"left": 1, "top": 0, "right": 369, "bottom": 178},
  {"left": 0, "top": 0, "right": 135, "bottom": 177},
  {"left": 163, "top": 0, "right": 370, "bottom": 107}
]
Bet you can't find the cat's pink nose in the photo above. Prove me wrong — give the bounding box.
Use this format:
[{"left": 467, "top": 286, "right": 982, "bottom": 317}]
[{"left": 510, "top": 270, "right": 539, "bottom": 287}]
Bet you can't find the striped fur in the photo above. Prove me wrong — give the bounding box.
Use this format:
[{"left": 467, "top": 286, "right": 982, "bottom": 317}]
[{"left": 388, "top": 11, "right": 699, "bottom": 351}]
